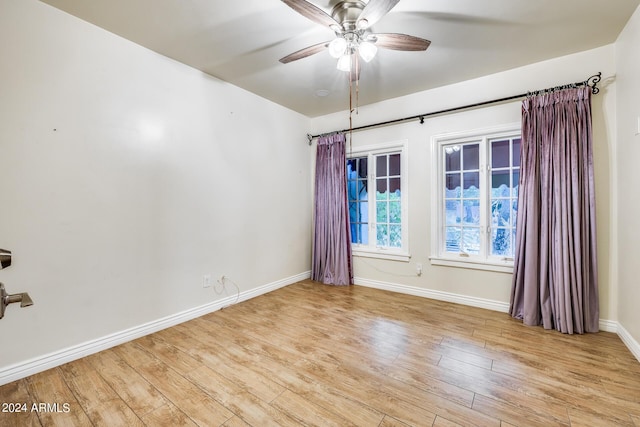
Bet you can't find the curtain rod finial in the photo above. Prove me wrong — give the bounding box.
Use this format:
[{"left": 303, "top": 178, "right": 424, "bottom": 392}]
[
  {"left": 587, "top": 72, "right": 602, "bottom": 94},
  {"left": 307, "top": 133, "right": 313, "bottom": 145}
]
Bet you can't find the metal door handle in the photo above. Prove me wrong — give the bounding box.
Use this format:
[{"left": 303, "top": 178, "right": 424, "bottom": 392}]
[{"left": 0, "top": 283, "right": 34, "bottom": 319}]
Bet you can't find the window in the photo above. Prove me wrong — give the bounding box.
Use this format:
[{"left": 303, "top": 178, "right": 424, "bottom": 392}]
[
  {"left": 431, "top": 124, "right": 520, "bottom": 272},
  {"left": 347, "top": 141, "right": 409, "bottom": 261}
]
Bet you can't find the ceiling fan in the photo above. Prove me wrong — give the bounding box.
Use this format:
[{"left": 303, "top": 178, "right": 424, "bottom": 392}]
[{"left": 279, "top": 0, "right": 431, "bottom": 80}]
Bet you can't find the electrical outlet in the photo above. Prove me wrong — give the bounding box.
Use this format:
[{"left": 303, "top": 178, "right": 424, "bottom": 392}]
[
  {"left": 416, "top": 263, "right": 423, "bottom": 276},
  {"left": 203, "top": 274, "right": 211, "bottom": 288}
]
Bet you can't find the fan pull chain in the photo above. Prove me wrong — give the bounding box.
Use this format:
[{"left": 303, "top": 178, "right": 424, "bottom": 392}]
[
  {"left": 348, "top": 58, "right": 353, "bottom": 154},
  {"left": 347, "top": 55, "right": 361, "bottom": 155},
  {"left": 355, "top": 56, "right": 360, "bottom": 114}
]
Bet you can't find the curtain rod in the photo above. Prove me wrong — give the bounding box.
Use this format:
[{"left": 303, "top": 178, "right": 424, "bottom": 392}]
[{"left": 306, "top": 72, "right": 602, "bottom": 144}]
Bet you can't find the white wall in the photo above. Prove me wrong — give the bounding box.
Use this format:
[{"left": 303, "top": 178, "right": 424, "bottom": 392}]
[
  {"left": 615, "top": 5, "right": 640, "bottom": 351},
  {"left": 311, "top": 46, "right": 617, "bottom": 321},
  {"left": 0, "top": 0, "right": 312, "bottom": 376}
]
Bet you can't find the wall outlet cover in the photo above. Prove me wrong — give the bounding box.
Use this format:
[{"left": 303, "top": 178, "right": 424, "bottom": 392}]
[{"left": 203, "top": 275, "right": 212, "bottom": 288}]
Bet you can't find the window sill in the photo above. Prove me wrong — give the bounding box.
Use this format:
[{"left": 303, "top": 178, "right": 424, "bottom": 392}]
[
  {"left": 429, "top": 256, "right": 514, "bottom": 273},
  {"left": 353, "top": 248, "right": 411, "bottom": 262}
]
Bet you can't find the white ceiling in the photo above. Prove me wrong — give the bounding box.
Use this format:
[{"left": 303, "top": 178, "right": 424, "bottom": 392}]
[{"left": 39, "top": 0, "right": 639, "bottom": 117}]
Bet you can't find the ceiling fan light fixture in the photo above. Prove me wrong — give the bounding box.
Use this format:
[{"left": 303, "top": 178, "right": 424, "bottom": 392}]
[
  {"left": 336, "top": 54, "right": 352, "bottom": 72},
  {"left": 279, "top": 0, "right": 430, "bottom": 80},
  {"left": 358, "top": 40, "right": 377, "bottom": 62},
  {"left": 328, "top": 37, "right": 348, "bottom": 58}
]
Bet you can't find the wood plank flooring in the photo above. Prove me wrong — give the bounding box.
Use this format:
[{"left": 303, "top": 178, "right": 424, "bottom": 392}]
[{"left": 1, "top": 280, "right": 639, "bottom": 426}]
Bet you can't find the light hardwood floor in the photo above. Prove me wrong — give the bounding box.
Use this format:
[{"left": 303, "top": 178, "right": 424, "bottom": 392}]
[{"left": 1, "top": 280, "right": 639, "bottom": 426}]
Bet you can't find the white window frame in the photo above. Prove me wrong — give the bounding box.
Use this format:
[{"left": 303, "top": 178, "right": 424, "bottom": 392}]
[
  {"left": 348, "top": 140, "right": 410, "bottom": 262},
  {"left": 430, "top": 123, "right": 520, "bottom": 273}
]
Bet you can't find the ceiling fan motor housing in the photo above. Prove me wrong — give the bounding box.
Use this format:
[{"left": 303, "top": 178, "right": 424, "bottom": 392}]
[{"left": 331, "top": 1, "right": 366, "bottom": 32}]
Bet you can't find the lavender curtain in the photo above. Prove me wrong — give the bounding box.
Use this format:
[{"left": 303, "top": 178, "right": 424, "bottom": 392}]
[
  {"left": 509, "top": 87, "right": 599, "bottom": 334},
  {"left": 312, "top": 133, "right": 353, "bottom": 286}
]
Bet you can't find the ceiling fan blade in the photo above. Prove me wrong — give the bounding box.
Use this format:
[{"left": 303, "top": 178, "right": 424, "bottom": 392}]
[
  {"left": 279, "top": 41, "right": 330, "bottom": 64},
  {"left": 281, "top": 0, "right": 342, "bottom": 30},
  {"left": 357, "top": 0, "right": 400, "bottom": 28},
  {"left": 371, "top": 33, "right": 431, "bottom": 51}
]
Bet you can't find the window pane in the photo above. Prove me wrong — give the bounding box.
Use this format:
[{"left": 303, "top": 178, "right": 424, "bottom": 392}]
[
  {"left": 491, "top": 228, "right": 512, "bottom": 256},
  {"left": 445, "top": 200, "right": 461, "bottom": 225},
  {"left": 351, "top": 222, "right": 369, "bottom": 245},
  {"left": 463, "top": 172, "right": 479, "bottom": 197},
  {"left": 389, "top": 154, "right": 401, "bottom": 175},
  {"left": 445, "top": 147, "right": 461, "bottom": 171},
  {"left": 462, "top": 199, "right": 480, "bottom": 225},
  {"left": 376, "top": 178, "right": 387, "bottom": 195},
  {"left": 512, "top": 199, "right": 518, "bottom": 227},
  {"left": 350, "top": 220, "right": 359, "bottom": 243},
  {"left": 377, "top": 225, "right": 389, "bottom": 246},
  {"left": 513, "top": 138, "right": 521, "bottom": 167},
  {"left": 461, "top": 228, "right": 480, "bottom": 254},
  {"left": 347, "top": 159, "right": 357, "bottom": 174},
  {"left": 360, "top": 180, "right": 368, "bottom": 199},
  {"left": 389, "top": 225, "right": 402, "bottom": 248},
  {"left": 350, "top": 224, "right": 357, "bottom": 243},
  {"left": 376, "top": 201, "right": 388, "bottom": 223},
  {"left": 350, "top": 201, "right": 367, "bottom": 222},
  {"left": 349, "top": 200, "right": 357, "bottom": 214},
  {"left": 348, "top": 181, "right": 366, "bottom": 201},
  {"left": 376, "top": 155, "right": 387, "bottom": 177},
  {"left": 445, "top": 227, "right": 461, "bottom": 252},
  {"left": 463, "top": 144, "right": 480, "bottom": 170},
  {"left": 445, "top": 173, "right": 461, "bottom": 198},
  {"left": 389, "top": 188, "right": 401, "bottom": 201},
  {"left": 389, "top": 201, "right": 401, "bottom": 223},
  {"left": 491, "top": 199, "right": 510, "bottom": 227},
  {"left": 389, "top": 177, "right": 401, "bottom": 194},
  {"left": 491, "top": 139, "right": 510, "bottom": 168},
  {"left": 491, "top": 170, "right": 510, "bottom": 197},
  {"left": 512, "top": 170, "right": 519, "bottom": 197},
  {"left": 347, "top": 181, "right": 356, "bottom": 200}
]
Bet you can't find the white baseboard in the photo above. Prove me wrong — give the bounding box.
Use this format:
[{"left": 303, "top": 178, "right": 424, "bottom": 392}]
[
  {"left": 354, "top": 277, "right": 633, "bottom": 354},
  {"left": 354, "top": 277, "right": 511, "bottom": 313},
  {"left": 0, "top": 271, "right": 311, "bottom": 386},
  {"left": 617, "top": 323, "right": 640, "bottom": 363},
  {"left": 598, "top": 318, "right": 618, "bottom": 333}
]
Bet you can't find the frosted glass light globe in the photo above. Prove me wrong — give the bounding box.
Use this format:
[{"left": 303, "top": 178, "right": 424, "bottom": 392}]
[
  {"left": 358, "top": 41, "right": 377, "bottom": 62},
  {"left": 328, "top": 38, "right": 348, "bottom": 59},
  {"left": 336, "top": 54, "right": 351, "bottom": 72}
]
